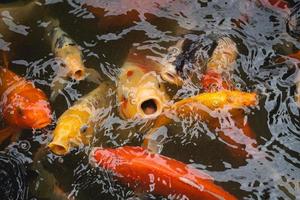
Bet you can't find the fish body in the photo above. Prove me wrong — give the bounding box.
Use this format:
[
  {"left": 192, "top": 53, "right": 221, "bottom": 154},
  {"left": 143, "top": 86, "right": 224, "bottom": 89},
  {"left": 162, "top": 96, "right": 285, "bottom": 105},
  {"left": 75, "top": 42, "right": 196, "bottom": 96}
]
[
  {"left": 48, "top": 82, "right": 111, "bottom": 156},
  {"left": 90, "top": 146, "right": 237, "bottom": 200},
  {"left": 287, "top": 2, "right": 300, "bottom": 39},
  {"left": 143, "top": 90, "right": 257, "bottom": 153},
  {"left": 201, "top": 37, "right": 257, "bottom": 159},
  {"left": 0, "top": 67, "right": 51, "bottom": 129},
  {"left": 258, "top": 0, "right": 290, "bottom": 12},
  {"left": 46, "top": 18, "right": 101, "bottom": 100},
  {"left": 49, "top": 20, "right": 85, "bottom": 81},
  {"left": 117, "top": 58, "right": 169, "bottom": 120},
  {"left": 206, "top": 37, "right": 237, "bottom": 74}
]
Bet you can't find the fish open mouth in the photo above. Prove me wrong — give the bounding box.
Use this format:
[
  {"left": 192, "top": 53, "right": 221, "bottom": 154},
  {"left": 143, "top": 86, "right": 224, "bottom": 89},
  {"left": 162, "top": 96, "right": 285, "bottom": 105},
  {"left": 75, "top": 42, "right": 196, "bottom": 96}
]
[
  {"left": 139, "top": 97, "right": 164, "bottom": 118},
  {"left": 48, "top": 143, "right": 68, "bottom": 156},
  {"left": 74, "top": 69, "right": 84, "bottom": 80},
  {"left": 141, "top": 99, "right": 158, "bottom": 115}
]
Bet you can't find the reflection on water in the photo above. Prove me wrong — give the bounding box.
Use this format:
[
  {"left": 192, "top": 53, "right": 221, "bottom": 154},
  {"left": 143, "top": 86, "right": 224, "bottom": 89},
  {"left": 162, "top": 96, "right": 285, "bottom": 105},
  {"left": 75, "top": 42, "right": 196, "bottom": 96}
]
[{"left": 0, "top": 0, "right": 299, "bottom": 199}]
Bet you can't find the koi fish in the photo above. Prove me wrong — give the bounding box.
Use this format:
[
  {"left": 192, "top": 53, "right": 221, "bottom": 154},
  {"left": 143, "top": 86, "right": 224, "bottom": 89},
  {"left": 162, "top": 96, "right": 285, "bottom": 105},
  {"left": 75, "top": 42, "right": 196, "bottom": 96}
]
[
  {"left": 90, "top": 146, "right": 237, "bottom": 200},
  {"left": 127, "top": 50, "right": 183, "bottom": 86},
  {"left": 143, "top": 90, "right": 258, "bottom": 153},
  {"left": 48, "top": 82, "right": 111, "bottom": 156},
  {"left": 201, "top": 37, "right": 258, "bottom": 159},
  {"left": 0, "top": 67, "right": 51, "bottom": 129},
  {"left": 258, "top": 0, "right": 290, "bottom": 12},
  {"left": 144, "top": 37, "right": 258, "bottom": 159},
  {"left": 45, "top": 18, "right": 101, "bottom": 100},
  {"left": 117, "top": 57, "right": 170, "bottom": 120},
  {"left": 285, "top": 52, "right": 300, "bottom": 106}
]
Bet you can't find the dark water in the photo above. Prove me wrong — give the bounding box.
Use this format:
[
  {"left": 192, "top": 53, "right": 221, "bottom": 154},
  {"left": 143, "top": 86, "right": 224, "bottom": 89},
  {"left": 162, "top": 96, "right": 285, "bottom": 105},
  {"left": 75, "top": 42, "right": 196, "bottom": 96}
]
[{"left": 0, "top": 0, "right": 300, "bottom": 199}]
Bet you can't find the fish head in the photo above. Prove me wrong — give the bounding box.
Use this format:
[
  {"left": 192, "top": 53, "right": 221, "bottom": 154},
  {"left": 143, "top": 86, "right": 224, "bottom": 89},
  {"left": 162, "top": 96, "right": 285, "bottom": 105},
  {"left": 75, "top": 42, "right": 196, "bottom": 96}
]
[
  {"left": 2, "top": 84, "right": 52, "bottom": 129},
  {"left": 90, "top": 146, "right": 146, "bottom": 170},
  {"left": 117, "top": 64, "right": 169, "bottom": 119},
  {"left": 48, "top": 108, "right": 92, "bottom": 156}
]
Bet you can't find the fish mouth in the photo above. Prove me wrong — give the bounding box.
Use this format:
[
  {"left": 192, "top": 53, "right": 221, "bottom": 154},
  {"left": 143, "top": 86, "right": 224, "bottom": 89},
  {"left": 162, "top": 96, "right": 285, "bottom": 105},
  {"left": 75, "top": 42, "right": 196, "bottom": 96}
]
[
  {"left": 139, "top": 97, "right": 162, "bottom": 118},
  {"left": 73, "top": 69, "right": 84, "bottom": 80},
  {"left": 48, "top": 142, "right": 68, "bottom": 156}
]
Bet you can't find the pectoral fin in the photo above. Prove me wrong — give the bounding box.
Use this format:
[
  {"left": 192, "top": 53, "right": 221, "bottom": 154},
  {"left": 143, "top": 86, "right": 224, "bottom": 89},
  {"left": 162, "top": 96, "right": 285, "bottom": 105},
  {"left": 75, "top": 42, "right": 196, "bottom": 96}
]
[
  {"left": 142, "top": 126, "right": 168, "bottom": 154},
  {"left": 50, "top": 76, "right": 68, "bottom": 101},
  {"left": 85, "top": 68, "right": 102, "bottom": 84}
]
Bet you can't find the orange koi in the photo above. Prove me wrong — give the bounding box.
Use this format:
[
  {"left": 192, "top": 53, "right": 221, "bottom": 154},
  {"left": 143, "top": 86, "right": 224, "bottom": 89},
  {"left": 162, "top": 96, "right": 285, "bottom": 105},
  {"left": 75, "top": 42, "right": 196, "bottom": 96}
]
[
  {"left": 258, "top": 0, "right": 290, "bottom": 11},
  {"left": 90, "top": 146, "right": 237, "bottom": 200},
  {"left": 0, "top": 67, "right": 51, "bottom": 129}
]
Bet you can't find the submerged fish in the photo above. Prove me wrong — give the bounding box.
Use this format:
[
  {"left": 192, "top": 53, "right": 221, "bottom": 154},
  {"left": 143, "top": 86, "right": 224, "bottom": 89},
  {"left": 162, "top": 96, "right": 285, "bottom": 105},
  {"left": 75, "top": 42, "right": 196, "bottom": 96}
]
[
  {"left": 90, "top": 146, "right": 237, "bottom": 200},
  {"left": 0, "top": 67, "right": 51, "bottom": 129},
  {"left": 0, "top": 152, "right": 28, "bottom": 200},
  {"left": 45, "top": 18, "right": 101, "bottom": 100},
  {"left": 48, "top": 82, "right": 111, "bottom": 156},
  {"left": 117, "top": 56, "right": 170, "bottom": 120},
  {"left": 258, "top": 0, "right": 290, "bottom": 12},
  {"left": 287, "top": 2, "right": 300, "bottom": 39}
]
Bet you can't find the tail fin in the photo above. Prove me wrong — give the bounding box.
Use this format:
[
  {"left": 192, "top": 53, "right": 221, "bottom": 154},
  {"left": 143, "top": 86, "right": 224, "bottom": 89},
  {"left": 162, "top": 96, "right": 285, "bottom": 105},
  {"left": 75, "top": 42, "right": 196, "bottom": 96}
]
[{"left": 0, "top": 50, "right": 9, "bottom": 69}]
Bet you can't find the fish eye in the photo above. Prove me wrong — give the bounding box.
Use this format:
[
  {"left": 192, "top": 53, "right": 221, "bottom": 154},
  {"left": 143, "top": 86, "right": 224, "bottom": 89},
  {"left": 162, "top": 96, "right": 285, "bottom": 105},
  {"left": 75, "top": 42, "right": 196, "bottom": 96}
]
[{"left": 80, "top": 125, "right": 88, "bottom": 133}]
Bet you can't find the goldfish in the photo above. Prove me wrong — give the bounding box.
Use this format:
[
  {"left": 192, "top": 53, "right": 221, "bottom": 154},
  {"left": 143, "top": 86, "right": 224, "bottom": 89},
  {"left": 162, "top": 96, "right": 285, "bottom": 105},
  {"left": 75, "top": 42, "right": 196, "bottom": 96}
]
[
  {"left": 45, "top": 18, "right": 101, "bottom": 100},
  {"left": 48, "top": 82, "right": 111, "bottom": 156},
  {"left": 90, "top": 146, "right": 237, "bottom": 200},
  {"left": 117, "top": 55, "right": 170, "bottom": 120},
  {"left": 0, "top": 67, "right": 51, "bottom": 130}
]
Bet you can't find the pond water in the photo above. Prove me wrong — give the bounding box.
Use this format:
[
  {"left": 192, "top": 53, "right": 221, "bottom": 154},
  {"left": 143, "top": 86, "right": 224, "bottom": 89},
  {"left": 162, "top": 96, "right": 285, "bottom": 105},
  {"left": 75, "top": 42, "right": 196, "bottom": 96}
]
[{"left": 0, "top": 0, "right": 300, "bottom": 199}]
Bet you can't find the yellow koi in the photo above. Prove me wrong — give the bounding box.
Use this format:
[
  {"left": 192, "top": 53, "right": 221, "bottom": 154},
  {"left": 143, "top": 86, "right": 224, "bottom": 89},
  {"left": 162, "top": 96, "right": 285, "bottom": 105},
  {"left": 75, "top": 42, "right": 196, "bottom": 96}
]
[
  {"left": 48, "top": 82, "right": 111, "bottom": 155},
  {"left": 117, "top": 60, "right": 169, "bottom": 120}
]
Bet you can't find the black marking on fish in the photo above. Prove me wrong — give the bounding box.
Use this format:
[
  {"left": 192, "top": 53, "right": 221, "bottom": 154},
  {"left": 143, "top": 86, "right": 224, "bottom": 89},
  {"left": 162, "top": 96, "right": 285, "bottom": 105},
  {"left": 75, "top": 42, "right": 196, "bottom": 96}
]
[
  {"left": 287, "top": 2, "right": 300, "bottom": 39},
  {"left": 80, "top": 125, "right": 89, "bottom": 134}
]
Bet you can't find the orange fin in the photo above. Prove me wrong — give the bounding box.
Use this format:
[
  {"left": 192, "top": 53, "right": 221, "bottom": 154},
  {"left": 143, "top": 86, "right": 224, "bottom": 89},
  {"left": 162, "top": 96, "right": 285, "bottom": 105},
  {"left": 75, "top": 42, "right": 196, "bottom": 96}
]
[
  {"left": 0, "top": 50, "right": 9, "bottom": 69},
  {"left": 0, "top": 127, "right": 17, "bottom": 144}
]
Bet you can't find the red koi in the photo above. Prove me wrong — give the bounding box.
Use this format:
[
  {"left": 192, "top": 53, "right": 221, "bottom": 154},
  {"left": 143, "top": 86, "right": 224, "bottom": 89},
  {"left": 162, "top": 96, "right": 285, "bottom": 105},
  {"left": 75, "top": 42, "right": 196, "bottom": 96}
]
[
  {"left": 0, "top": 67, "right": 51, "bottom": 129},
  {"left": 90, "top": 146, "right": 237, "bottom": 200},
  {"left": 258, "top": 0, "right": 290, "bottom": 12}
]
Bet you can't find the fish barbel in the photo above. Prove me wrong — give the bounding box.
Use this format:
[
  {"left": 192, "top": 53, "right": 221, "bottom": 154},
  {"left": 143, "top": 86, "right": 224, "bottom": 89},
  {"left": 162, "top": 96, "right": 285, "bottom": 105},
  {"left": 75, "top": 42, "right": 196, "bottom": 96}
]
[
  {"left": 48, "top": 82, "right": 111, "bottom": 156},
  {"left": 90, "top": 146, "right": 237, "bottom": 200}
]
